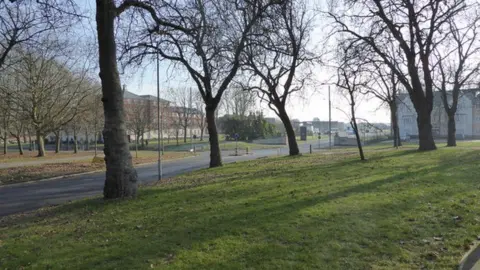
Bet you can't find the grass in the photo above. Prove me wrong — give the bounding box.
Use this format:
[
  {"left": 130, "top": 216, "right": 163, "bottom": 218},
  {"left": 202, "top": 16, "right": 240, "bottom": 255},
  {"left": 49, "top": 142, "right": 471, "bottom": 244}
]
[
  {"left": 0, "top": 151, "right": 95, "bottom": 163},
  {"left": 217, "top": 141, "right": 282, "bottom": 151},
  {"left": 1, "top": 147, "right": 480, "bottom": 269},
  {"left": 0, "top": 151, "right": 195, "bottom": 185}
]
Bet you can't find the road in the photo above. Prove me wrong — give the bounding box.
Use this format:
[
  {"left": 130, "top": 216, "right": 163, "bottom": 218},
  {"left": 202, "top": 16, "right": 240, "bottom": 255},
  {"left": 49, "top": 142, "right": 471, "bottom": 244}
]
[{"left": 0, "top": 141, "right": 330, "bottom": 217}]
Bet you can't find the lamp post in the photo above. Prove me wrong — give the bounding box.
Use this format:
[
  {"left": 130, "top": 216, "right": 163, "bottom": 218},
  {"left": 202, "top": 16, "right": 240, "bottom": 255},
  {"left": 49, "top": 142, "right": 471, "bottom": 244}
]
[
  {"left": 328, "top": 85, "right": 332, "bottom": 149},
  {"left": 156, "top": 52, "right": 162, "bottom": 181}
]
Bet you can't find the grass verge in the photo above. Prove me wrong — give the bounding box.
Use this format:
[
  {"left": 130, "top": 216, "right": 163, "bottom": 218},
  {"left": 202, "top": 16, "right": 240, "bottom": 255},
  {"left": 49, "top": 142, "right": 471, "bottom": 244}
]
[{"left": 1, "top": 147, "right": 479, "bottom": 269}]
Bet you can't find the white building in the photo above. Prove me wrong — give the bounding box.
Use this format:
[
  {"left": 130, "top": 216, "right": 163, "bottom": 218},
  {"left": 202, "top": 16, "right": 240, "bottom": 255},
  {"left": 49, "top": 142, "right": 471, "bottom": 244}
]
[{"left": 397, "top": 89, "right": 480, "bottom": 138}]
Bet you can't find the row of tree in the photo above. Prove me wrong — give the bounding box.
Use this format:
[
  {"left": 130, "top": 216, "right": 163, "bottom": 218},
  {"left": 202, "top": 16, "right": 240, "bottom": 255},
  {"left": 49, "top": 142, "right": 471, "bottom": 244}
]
[
  {"left": 2, "top": 0, "right": 479, "bottom": 199},
  {"left": 330, "top": 0, "right": 480, "bottom": 156},
  {"left": 0, "top": 44, "right": 101, "bottom": 157}
]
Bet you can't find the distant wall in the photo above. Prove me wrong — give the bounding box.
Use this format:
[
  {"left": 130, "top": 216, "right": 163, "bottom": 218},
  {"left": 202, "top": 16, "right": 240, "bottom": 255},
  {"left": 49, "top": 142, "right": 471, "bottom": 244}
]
[
  {"left": 252, "top": 137, "right": 287, "bottom": 145},
  {"left": 334, "top": 136, "right": 359, "bottom": 146}
]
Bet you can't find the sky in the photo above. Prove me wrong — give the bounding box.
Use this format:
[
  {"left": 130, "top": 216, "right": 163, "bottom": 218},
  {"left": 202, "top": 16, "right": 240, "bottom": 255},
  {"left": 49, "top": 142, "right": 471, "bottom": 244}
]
[{"left": 77, "top": 0, "right": 391, "bottom": 124}]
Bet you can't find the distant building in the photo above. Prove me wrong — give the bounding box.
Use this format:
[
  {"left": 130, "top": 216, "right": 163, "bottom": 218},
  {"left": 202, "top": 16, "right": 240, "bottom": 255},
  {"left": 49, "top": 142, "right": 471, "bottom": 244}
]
[{"left": 397, "top": 89, "right": 480, "bottom": 138}]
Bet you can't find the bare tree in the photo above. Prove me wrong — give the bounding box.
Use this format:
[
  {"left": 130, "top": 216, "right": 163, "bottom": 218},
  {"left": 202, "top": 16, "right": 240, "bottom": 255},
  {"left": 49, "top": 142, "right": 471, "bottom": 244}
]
[
  {"left": 336, "top": 53, "right": 366, "bottom": 161},
  {"left": 0, "top": 91, "right": 10, "bottom": 154},
  {"left": 225, "top": 86, "right": 256, "bottom": 118},
  {"left": 193, "top": 92, "right": 207, "bottom": 141},
  {"left": 433, "top": 4, "right": 480, "bottom": 146},
  {"left": 363, "top": 59, "right": 402, "bottom": 148},
  {"left": 329, "top": 0, "right": 468, "bottom": 151},
  {"left": 0, "top": 0, "right": 78, "bottom": 71},
  {"left": 241, "top": 0, "right": 314, "bottom": 156},
  {"left": 0, "top": 43, "right": 94, "bottom": 157},
  {"left": 118, "top": 0, "right": 283, "bottom": 167},
  {"left": 125, "top": 97, "right": 154, "bottom": 152},
  {"left": 168, "top": 87, "right": 195, "bottom": 143},
  {"left": 95, "top": 0, "right": 141, "bottom": 198}
]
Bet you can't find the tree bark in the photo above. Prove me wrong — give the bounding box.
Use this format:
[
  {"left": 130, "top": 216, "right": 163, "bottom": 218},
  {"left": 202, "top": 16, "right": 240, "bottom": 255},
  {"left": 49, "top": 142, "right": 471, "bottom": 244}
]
[
  {"left": 352, "top": 119, "right": 365, "bottom": 161},
  {"left": 175, "top": 130, "right": 179, "bottom": 146},
  {"left": 206, "top": 106, "right": 222, "bottom": 167},
  {"left": 200, "top": 127, "right": 204, "bottom": 141},
  {"left": 23, "top": 133, "right": 27, "bottom": 143},
  {"left": 96, "top": 0, "right": 137, "bottom": 199},
  {"left": 183, "top": 126, "right": 187, "bottom": 143},
  {"left": 85, "top": 130, "right": 89, "bottom": 151},
  {"left": 73, "top": 129, "right": 78, "bottom": 154},
  {"left": 36, "top": 131, "right": 46, "bottom": 157},
  {"left": 28, "top": 132, "right": 32, "bottom": 151},
  {"left": 390, "top": 103, "right": 401, "bottom": 147},
  {"left": 54, "top": 131, "right": 61, "bottom": 153},
  {"left": 277, "top": 106, "right": 299, "bottom": 156},
  {"left": 2, "top": 131, "right": 6, "bottom": 155},
  {"left": 16, "top": 136, "right": 23, "bottom": 155},
  {"left": 66, "top": 130, "right": 69, "bottom": 151},
  {"left": 447, "top": 113, "right": 456, "bottom": 147},
  {"left": 417, "top": 107, "right": 437, "bottom": 151}
]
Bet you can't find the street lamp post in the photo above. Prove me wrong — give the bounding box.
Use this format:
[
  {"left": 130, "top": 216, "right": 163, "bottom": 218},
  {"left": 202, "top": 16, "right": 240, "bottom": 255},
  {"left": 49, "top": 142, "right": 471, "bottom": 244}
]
[
  {"left": 328, "top": 85, "right": 332, "bottom": 149},
  {"left": 156, "top": 53, "right": 162, "bottom": 181}
]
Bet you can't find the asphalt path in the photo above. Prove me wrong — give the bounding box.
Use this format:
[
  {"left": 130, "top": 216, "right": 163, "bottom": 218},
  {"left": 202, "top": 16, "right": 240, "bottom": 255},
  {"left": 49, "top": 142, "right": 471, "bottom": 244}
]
[{"left": 0, "top": 142, "right": 330, "bottom": 217}]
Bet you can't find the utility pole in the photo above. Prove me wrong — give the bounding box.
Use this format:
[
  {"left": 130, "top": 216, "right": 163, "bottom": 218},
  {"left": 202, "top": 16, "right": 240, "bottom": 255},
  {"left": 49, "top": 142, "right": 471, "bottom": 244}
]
[
  {"left": 189, "top": 87, "right": 193, "bottom": 152},
  {"left": 156, "top": 52, "right": 162, "bottom": 181},
  {"left": 328, "top": 85, "right": 332, "bottom": 149}
]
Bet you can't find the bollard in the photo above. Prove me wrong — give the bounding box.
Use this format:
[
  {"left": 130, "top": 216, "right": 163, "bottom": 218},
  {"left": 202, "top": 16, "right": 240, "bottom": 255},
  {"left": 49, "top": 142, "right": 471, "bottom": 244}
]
[
  {"left": 310, "top": 144, "right": 312, "bottom": 154},
  {"left": 246, "top": 147, "right": 249, "bottom": 155}
]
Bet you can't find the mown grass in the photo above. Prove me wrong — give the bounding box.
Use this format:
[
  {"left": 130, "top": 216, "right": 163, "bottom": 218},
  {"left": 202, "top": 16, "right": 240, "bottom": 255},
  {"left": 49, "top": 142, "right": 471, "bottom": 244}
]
[{"left": 1, "top": 147, "right": 480, "bottom": 269}]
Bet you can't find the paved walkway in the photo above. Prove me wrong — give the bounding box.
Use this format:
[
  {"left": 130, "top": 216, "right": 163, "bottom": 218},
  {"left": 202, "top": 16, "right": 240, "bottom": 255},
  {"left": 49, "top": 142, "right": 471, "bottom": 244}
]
[
  {"left": 460, "top": 244, "right": 480, "bottom": 270},
  {"left": 0, "top": 143, "right": 332, "bottom": 217},
  {"left": 0, "top": 155, "right": 102, "bottom": 169}
]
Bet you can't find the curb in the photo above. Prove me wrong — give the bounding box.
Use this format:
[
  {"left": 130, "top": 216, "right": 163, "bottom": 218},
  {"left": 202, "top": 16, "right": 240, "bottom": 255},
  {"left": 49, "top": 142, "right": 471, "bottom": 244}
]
[
  {"left": 0, "top": 155, "right": 199, "bottom": 188},
  {"left": 459, "top": 242, "right": 480, "bottom": 270}
]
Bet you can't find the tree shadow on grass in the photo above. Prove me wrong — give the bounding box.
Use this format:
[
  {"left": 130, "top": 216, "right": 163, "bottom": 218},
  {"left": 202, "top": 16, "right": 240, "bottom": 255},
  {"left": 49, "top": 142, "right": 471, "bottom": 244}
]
[{"left": 2, "top": 150, "right": 478, "bottom": 269}]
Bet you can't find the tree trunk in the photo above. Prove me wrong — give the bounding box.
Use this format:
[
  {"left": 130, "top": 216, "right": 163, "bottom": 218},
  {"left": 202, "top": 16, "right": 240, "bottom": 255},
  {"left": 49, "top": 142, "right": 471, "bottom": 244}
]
[
  {"left": 85, "top": 130, "right": 89, "bottom": 151},
  {"left": 417, "top": 108, "right": 436, "bottom": 151},
  {"left": 183, "top": 126, "right": 187, "bottom": 143},
  {"left": 16, "top": 136, "right": 23, "bottom": 155},
  {"left": 390, "top": 103, "right": 401, "bottom": 148},
  {"left": 277, "top": 106, "right": 299, "bottom": 156},
  {"left": 206, "top": 106, "right": 222, "bottom": 167},
  {"left": 200, "top": 126, "right": 204, "bottom": 141},
  {"left": 23, "top": 132, "right": 27, "bottom": 143},
  {"left": 73, "top": 129, "right": 78, "bottom": 154},
  {"left": 176, "top": 130, "right": 179, "bottom": 146},
  {"left": 66, "top": 130, "right": 69, "bottom": 151},
  {"left": 55, "top": 131, "right": 61, "bottom": 153},
  {"left": 36, "top": 131, "right": 46, "bottom": 157},
  {"left": 96, "top": 0, "right": 137, "bottom": 199},
  {"left": 135, "top": 133, "right": 138, "bottom": 158},
  {"left": 2, "top": 131, "right": 6, "bottom": 155},
  {"left": 352, "top": 120, "right": 365, "bottom": 161},
  {"left": 28, "top": 132, "right": 32, "bottom": 151},
  {"left": 447, "top": 113, "right": 456, "bottom": 147}
]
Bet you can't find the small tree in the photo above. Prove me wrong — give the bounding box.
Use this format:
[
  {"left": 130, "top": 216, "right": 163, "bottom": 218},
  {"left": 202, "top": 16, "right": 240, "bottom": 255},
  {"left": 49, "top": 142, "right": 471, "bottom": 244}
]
[
  {"left": 335, "top": 49, "right": 366, "bottom": 161},
  {"left": 363, "top": 59, "right": 402, "bottom": 148},
  {"left": 125, "top": 97, "right": 154, "bottom": 152},
  {"left": 168, "top": 87, "right": 195, "bottom": 143},
  {"left": 193, "top": 92, "right": 207, "bottom": 141},
  {"left": 241, "top": 0, "right": 315, "bottom": 156},
  {"left": 433, "top": 5, "right": 480, "bottom": 146}
]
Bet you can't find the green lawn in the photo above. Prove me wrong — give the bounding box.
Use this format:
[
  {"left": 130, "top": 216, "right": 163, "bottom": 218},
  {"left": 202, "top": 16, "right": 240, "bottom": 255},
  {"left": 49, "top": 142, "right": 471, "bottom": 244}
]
[{"left": 1, "top": 147, "right": 480, "bottom": 269}]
